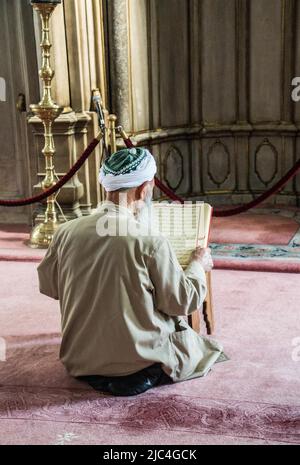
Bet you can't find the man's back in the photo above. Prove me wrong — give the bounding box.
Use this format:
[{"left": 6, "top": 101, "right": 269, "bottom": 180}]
[
  {"left": 38, "top": 201, "right": 223, "bottom": 381},
  {"left": 40, "top": 204, "right": 167, "bottom": 376}
]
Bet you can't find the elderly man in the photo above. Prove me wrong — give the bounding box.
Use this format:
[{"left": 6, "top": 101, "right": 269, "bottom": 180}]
[{"left": 38, "top": 147, "right": 226, "bottom": 396}]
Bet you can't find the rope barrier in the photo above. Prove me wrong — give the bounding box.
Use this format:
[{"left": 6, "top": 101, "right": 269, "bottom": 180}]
[
  {"left": 212, "top": 158, "right": 300, "bottom": 217},
  {"left": 0, "top": 135, "right": 101, "bottom": 207},
  {"left": 0, "top": 130, "right": 299, "bottom": 217},
  {"left": 121, "top": 136, "right": 300, "bottom": 217}
]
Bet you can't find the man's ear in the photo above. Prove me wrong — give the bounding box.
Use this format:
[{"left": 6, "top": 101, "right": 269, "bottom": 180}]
[{"left": 135, "top": 181, "right": 149, "bottom": 201}]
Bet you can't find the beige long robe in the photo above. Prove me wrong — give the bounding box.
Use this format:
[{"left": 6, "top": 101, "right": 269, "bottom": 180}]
[{"left": 37, "top": 201, "right": 225, "bottom": 382}]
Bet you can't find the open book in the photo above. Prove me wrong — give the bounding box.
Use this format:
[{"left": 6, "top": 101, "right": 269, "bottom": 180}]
[{"left": 152, "top": 202, "right": 213, "bottom": 269}]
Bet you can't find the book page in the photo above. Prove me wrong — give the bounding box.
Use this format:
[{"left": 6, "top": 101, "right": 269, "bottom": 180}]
[{"left": 152, "top": 202, "right": 212, "bottom": 268}]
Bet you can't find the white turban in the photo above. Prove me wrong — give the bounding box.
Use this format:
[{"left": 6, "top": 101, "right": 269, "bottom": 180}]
[{"left": 99, "top": 147, "right": 157, "bottom": 192}]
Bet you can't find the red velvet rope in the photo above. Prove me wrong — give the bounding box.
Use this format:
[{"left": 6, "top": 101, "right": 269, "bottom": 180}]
[
  {"left": 122, "top": 136, "right": 300, "bottom": 217},
  {"left": 0, "top": 137, "right": 100, "bottom": 207},
  {"left": 1, "top": 133, "right": 299, "bottom": 216},
  {"left": 213, "top": 158, "right": 300, "bottom": 217}
]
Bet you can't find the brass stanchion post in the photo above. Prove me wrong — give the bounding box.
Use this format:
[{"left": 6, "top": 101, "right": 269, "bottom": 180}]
[{"left": 108, "top": 114, "right": 117, "bottom": 154}]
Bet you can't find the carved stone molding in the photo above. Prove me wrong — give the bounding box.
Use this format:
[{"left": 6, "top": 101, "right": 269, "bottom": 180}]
[
  {"left": 207, "top": 139, "right": 231, "bottom": 187},
  {"left": 163, "top": 146, "right": 184, "bottom": 191},
  {"left": 254, "top": 138, "right": 279, "bottom": 187}
]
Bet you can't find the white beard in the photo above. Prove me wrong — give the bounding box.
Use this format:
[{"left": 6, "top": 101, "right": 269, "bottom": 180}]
[{"left": 135, "top": 191, "right": 155, "bottom": 233}]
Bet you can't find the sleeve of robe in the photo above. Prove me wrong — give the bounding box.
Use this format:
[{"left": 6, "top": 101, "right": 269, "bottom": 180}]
[
  {"left": 37, "top": 239, "right": 59, "bottom": 300},
  {"left": 149, "top": 237, "right": 207, "bottom": 317}
]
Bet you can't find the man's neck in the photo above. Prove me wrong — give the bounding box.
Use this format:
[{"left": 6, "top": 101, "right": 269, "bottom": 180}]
[{"left": 106, "top": 192, "right": 136, "bottom": 214}]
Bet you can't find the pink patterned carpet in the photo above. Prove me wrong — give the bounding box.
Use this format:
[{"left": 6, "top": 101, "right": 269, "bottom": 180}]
[
  {"left": 210, "top": 210, "right": 300, "bottom": 273},
  {"left": 211, "top": 213, "right": 299, "bottom": 245},
  {"left": 0, "top": 258, "right": 299, "bottom": 444}
]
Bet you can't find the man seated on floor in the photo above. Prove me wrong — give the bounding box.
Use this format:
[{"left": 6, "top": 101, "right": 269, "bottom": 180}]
[{"left": 37, "top": 147, "right": 226, "bottom": 396}]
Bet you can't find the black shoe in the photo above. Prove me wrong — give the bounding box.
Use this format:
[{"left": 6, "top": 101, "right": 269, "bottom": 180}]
[
  {"left": 77, "top": 364, "right": 171, "bottom": 396},
  {"left": 108, "top": 364, "right": 165, "bottom": 396},
  {"left": 77, "top": 374, "right": 112, "bottom": 393}
]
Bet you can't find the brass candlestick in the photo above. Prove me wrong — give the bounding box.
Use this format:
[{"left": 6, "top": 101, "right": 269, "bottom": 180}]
[{"left": 29, "top": 1, "right": 63, "bottom": 248}]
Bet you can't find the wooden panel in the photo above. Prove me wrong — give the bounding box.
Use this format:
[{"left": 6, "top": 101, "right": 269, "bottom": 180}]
[
  {"left": 0, "top": 0, "right": 39, "bottom": 222},
  {"left": 235, "top": 133, "right": 250, "bottom": 192},
  {"left": 236, "top": 0, "right": 250, "bottom": 123},
  {"left": 161, "top": 140, "right": 190, "bottom": 194},
  {"left": 201, "top": 137, "right": 236, "bottom": 192},
  {"left": 201, "top": 0, "right": 236, "bottom": 123},
  {"left": 0, "top": 2, "right": 34, "bottom": 196},
  {"left": 50, "top": 4, "right": 70, "bottom": 107},
  {"left": 293, "top": 0, "right": 300, "bottom": 122},
  {"left": 0, "top": 3, "right": 17, "bottom": 172},
  {"left": 295, "top": 137, "right": 300, "bottom": 194},
  {"left": 63, "top": 0, "right": 91, "bottom": 112},
  {"left": 114, "top": 0, "right": 300, "bottom": 205},
  {"left": 281, "top": 134, "right": 296, "bottom": 194},
  {"left": 128, "top": 0, "right": 150, "bottom": 132},
  {"left": 281, "top": 0, "right": 295, "bottom": 123},
  {"left": 190, "top": 0, "right": 202, "bottom": 124},
  {"left": 191, "top": 138, "right": 202, "bottom": 194},
  {"left": 249, "top": 0, "right": 282, "bottom": 122},
  {"left": 156, "top": 0, "right": 190, "bottom": 127},
  {"left": 249, "top": 136, "right": 281, "bottom": 190}
]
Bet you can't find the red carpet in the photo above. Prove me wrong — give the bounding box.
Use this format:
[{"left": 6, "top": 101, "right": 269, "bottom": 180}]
[
  {"left": 0, "top": 223, "right": 32, "bottom": 248},
  {"left": 0, "top": 224, "right": 45, "bottom": 262},
  {"left": 210, "top": 211, "right": 300, "bottom": 273},
  {"left": 0, "top": 260, "right": 299, "bottom": 444},
  {"left": 211, "top": 213, "right": 299, "bottom": 245}
]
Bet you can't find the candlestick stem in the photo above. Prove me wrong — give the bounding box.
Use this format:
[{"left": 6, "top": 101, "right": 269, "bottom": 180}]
[{"left": 29, "top": 2, "right": 63, "bottom": 248}]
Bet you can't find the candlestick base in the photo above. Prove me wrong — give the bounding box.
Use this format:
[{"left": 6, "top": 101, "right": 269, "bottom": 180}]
[{"left": 28, "top": 220, "right": 60, "bottom": 249}]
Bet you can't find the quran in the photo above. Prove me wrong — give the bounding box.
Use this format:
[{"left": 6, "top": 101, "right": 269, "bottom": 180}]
[{"left": 152, "top": 202, "right": 213, "bottom": 268}]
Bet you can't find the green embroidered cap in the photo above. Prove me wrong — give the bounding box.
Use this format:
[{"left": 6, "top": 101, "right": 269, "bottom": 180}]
[{"left": 102, "top": 148, "right": 147, "bottom": 176}]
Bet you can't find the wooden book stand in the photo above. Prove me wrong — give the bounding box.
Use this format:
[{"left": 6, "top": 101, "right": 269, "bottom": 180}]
[{"left": 188, "top": 271, "right": 214, "bottom": 335}]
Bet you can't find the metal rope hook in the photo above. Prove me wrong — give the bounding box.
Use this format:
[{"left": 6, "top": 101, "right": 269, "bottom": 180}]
[{"left": 92, "top": 88, "right": 108, "bottom": 160}]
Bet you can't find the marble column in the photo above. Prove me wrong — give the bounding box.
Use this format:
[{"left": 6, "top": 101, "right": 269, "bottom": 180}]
[{"left": 107, "top": 0, "right": 131, "bottom": 130}]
